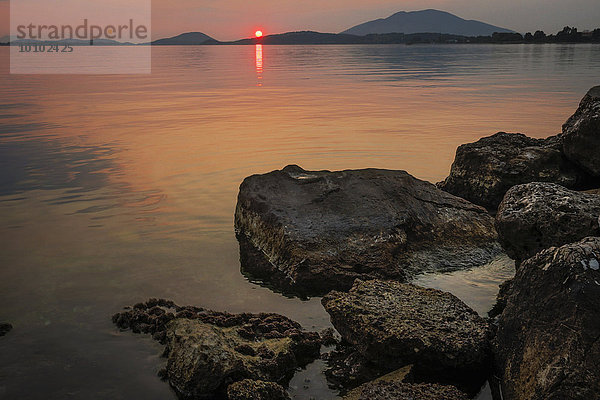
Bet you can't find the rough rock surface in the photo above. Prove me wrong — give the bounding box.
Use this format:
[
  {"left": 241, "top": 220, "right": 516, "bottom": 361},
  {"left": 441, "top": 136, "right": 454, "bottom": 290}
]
[
  {"left": 235, "top": 165, "right": 500, "bottom": 295},
  {"left": 321, "top": 280, "right": 490, "bottom": 388},
  {"left": 0, "top": 322, "right": 12, "bottom": 336},
  {"left": 496, "top": 182, "right": 600, "bottom": 262},
  {"left": 344, "top": 380, "right": 468, "bottom": 400},
  {"left": 112, "top": 299, "right": 321, "bottom": 399},
  {"left": 227, "top": 379, "right": 290, "bottom": 400},
  {"left": 563, "top": 86, "right": 600, "bottom": 176},
  {"left": 494, "top": 237, "right": 600, "bottom": 400},
  {"left": 438, "top": 132, "right": 591, "bottom": 210}
]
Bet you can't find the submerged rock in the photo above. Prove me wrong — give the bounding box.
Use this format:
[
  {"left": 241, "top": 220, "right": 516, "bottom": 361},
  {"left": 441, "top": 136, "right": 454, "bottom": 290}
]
[
  {"left": 494, "top": 237, "right": 600, "bottom": 400},
  {"left": 438, "top": 132, "right": 591, "bottom": 210},
  {"left": 495, "top": 182, "right": 600, "bottom": 262},
  {"left": 112, "top": 299, "right": 321, "bottom": 399},
  {"left": 235, "top": 165, "right": 500, "bottom": 296},
  {"left": 321, "top": 280, "right": 490, "bottom": 390},
  {"left": 0, "top": 322, "right": 12, "bottom": 336},
  {"left": 562, "top": 86, "right": 600, "bottom": 176},
  {"left": 227, "top": 379, "right": 290, "bottom": 400}
]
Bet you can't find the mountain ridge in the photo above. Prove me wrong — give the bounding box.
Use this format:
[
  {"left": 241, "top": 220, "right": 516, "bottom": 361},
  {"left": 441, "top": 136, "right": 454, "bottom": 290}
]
[
  {"left": 152, "top": 32, "right": 217, "bottom": 45},
  {"left": 342, "top": 9, "right": 513, "bottom": 37}
]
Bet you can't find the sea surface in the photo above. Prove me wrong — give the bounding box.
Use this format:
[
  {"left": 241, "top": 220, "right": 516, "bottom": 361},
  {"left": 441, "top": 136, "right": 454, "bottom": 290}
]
[{"left": 0, "top": 44, "right": 599, "bottom": 400}]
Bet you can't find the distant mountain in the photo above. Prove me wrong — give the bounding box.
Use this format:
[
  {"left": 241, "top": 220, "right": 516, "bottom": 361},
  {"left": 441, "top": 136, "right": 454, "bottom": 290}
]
[
  {"left": 152, "top": 32, "right": 217, "bottom": 45},
  {"left": 343, "top": 9, "right": 513, "bottom": 37}
]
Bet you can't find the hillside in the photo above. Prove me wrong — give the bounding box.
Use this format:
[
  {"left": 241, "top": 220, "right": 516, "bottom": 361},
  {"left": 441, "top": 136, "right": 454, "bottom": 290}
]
[
  {"left": 152, "top": 32, "right": 217, "bottom": 45},
  {"left": 343, "top": 9, "right": 513, "bottom": 37}
]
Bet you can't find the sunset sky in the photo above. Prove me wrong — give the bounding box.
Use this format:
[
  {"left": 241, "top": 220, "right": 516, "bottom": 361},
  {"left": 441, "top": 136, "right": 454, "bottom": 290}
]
[{"left": 2, "top": 0, "right": 600, "bottom": 41}]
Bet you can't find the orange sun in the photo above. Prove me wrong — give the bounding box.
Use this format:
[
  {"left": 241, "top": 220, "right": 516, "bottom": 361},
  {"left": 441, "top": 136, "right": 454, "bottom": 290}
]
[{"left": 255, "top": 30, "right": 263, "bottom": 38}]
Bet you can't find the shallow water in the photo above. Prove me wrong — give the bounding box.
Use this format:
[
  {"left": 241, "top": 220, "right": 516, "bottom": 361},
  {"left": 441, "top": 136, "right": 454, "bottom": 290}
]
[{"left": 0, "top": 44, "right": 599, "bottom": 399}]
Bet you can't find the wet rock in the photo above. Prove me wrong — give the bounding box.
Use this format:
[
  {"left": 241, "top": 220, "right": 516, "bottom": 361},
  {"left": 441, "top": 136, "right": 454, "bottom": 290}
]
[
  {"left": 0, "top": 322, "right": 12, "bottom": 336},
  {"left": 319, "top": 327, "right": 339, "bottom": 346},
  {"left": 344, "top": 380, "right": 468, "bottom": 400},
  {"left": 113, "top": 299, "right": 321, "bottom": 399},
  {"left": 235, "top": 165, "right": 501, "bottom": 296},
  {"left": 495, "top": 182, "right": 600, "bottom": 262},
  {"left": 323, "top": 343, "right": 390, "bottom": 389},
  {"left": 321, "top": 280, "right": 490, "bottom": 390},
  {"left": 494, "top": 237, "right": 600, "bottom": 400},
  {"left": 227, "top": 379, "right": 290, "bottom": 400},
  {"left": 487, "top": 279, "right": 513, "bottom": 319},
  {"left": 562, "top": 86, "right": 600, "bottom": 176},
  {"left": 438, "top": 132, "right": 591, "bottom": 210}
]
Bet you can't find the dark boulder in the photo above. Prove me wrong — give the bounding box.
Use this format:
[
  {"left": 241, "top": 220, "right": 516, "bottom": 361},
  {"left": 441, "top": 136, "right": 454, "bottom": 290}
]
[
  {"left": 112, "top": 299, "right": 321, "bottom": 399},
  {"left": 562, "top": 86, "right": 600, "bottom": 176},
  {"left": 494, "top": 237, "right": 600, "bottom": 400},
  {"left": 495, "top": 182, "right": 600, "bottom": 262},
  {"left": 235, "top": 165, "right": 501, "bottom": 296},
  {"left": 227, "top": 379, "right": 290, "bottom": 400},
  {"left": 0, "top": 322, "right": 12, "bottom": 336},
  {"left": 438, "top": 132, "right": 591, "bottom": 210},
  {"left": 321, "top": 280, "right": 490, "bottom": 391}
]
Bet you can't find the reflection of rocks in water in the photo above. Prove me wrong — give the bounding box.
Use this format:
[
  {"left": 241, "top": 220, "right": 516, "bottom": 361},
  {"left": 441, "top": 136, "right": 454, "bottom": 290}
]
[
  {"left": 412, "top": 254, "right": 516, "bottom": 317},
  {"left": 0, "top": 322, "right": 12, "bottom": 336},
  {"left": 287, "top": 358, "right": 340, "bottom": 400},
  {"left": 321, "top": 280, "right": 491, "bottom": 396},
  {"left": 113, "top": 299, "right": 323, "bottom": 399},
  {"left": 235, "top": 165, "right": 501, "bottom": 297}
]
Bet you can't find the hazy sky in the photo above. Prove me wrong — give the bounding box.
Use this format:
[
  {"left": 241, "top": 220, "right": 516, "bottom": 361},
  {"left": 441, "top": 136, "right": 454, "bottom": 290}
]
[{"left": 2, "top": 0, "right": 600, "bottom": 40}]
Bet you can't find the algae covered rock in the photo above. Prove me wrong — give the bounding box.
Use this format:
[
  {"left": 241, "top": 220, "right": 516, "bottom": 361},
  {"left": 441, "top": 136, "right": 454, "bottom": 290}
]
[
  {"left": 112, "top": 299, "right": 321, "bottom": 399},
  {"left": 236, "top": 165, "right": 500, "bottom": 296},
  {"left": 321, "top": 280, "right": 490, "bottom": 388},
  {"left": 438, "top": 132, "right": 589, "bottom": 210},
  {"left": 494, "top": 237, "right": 600, "bottom": 400},
  {"left": 227, "top": 379, "right": 290, "bottom": 400},
  {"left": 495, "top": 182, "right": 600, "bottom": 262},
  {"left": 344, "top": 380, "right": 468, "bottom": 400}
]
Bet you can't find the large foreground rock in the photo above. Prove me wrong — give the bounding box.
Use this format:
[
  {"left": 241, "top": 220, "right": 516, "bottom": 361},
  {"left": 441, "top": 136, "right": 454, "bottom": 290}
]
[
  {"left": 438, "top": 132, "right": 591, "bottom": 210},
  {"left": 494, "top": 237, "right": 600, "bottom": 400},
  {"left": 113, "top": 299, "right": 321, "bottom": 399},
  {"left": 495, "top": 182, "right": 600, "bottom": 262},
  {"left": 321, "top": 280, "right": 490, "bottom": 389},
  {"left": 235, "top": 165, "right": 500, "bottom": 296},
  {"left": 563, "top": 86, "right": 600, "bottom": 176}
]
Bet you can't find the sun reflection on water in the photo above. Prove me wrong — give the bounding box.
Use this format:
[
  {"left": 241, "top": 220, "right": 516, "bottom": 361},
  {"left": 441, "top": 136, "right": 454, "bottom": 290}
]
[{"left": 255, "top": 44, "right": 263, "bottom": 86}]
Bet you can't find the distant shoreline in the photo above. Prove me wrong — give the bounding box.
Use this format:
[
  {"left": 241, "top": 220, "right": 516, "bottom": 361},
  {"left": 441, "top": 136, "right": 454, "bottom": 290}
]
[
  {"left": 2, "top": 42, "right": 599, "bottom": 47},
  {"left": 4, "top": 28, "right": 599, "bottom": 47}
]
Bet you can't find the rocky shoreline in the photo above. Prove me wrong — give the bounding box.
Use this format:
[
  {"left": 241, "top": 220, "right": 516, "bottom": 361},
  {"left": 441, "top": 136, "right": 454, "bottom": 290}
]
[{"left": 113, "top": 86, "right": 600, "bottom": 400}]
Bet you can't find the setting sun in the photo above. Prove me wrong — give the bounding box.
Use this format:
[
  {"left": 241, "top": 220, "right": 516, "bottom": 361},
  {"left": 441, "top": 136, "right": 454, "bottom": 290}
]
[{"left": 255, "top": 30, "right": 263, "bottom": 38}]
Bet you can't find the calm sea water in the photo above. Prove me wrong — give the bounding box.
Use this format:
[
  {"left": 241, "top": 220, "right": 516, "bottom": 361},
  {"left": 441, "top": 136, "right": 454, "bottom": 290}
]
[{"left": 0, "top": 44, "right": 599, "bottom": 400}]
